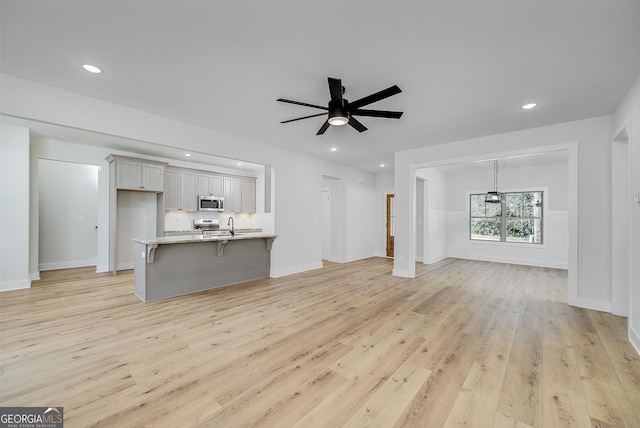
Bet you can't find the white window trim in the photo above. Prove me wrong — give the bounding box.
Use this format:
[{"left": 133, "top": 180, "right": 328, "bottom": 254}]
[{"left": 466, "top": 186, "right": 549, "bottom": 248}]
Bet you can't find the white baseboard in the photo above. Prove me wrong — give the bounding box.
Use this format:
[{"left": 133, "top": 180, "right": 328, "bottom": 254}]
[
  {"left": 572, "top": 297, "right": 612, "bottom": 313},
  {"left": 39, "top": 259, "right": 96, "bottom": 271},
  {"left": 116, "top": 262, "right": 134, "bottom": 271},
  {"left": 30, "top": 271, "right": 40, "bottom": 281},
  {"left": 446, "top": 253, "right": 567, "bottom": 270},
  {"left": 392, "top": 268, "right": 414, "bottom": 278},
  {"left": 630, "top": 324, "right": 640, "bottom": 357},
  {"left": 326, "top": 252, "right": 377, "bottom": 264},
  {"left": 425, "top": 255, "right": 448, "bottom": 265},
  {"left": 0, "top": 279, "right": 31, "bottom": 291},
  {"left": 271, "top": 261, "right": 323, "bottom": 278},
  {"left": 96, "top": 264, "right": 109, "bottom": 273}
]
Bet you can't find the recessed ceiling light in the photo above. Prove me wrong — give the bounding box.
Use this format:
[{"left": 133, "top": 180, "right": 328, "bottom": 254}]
[
  {"left": 82, "top": 64, "right": 102, "bottom": 74},
  {"left": 379, "top": 163, "right": 386, "bottom": 167},
  {"left": 330, "top": 147, "right": 338, "bottom": 152},
  {"left": 184, "top": 153, "right": 191, "bottom": 157},
  {"left": 237, "top": 162, "right": 243, "bottom": 166},
  {"left": 521, "top": 102, "right": 538, "bottom": 110}
]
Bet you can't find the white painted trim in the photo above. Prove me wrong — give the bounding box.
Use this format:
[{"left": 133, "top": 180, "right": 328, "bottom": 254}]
[
  {"left": 573, "top": 297, "right": 611, "bottom": 313},
  {"left": 630, "top": 324, "right": 640, "bottom": 358},
  {"left": 30, "top": 271, "right": 40, "bottom": 281},
  {"left": 96, "top": 264, "right": 109, "bottom": 273},
  {"left": 425, "top": 255, "right": 448, "bottom": 265},
  {"left": 39, "top": 259, "right": 97, "bottom": 271},
  {"left": 0, "top": 279, "right": 31, "bottom": 291},
  {"left": 392, "top": 268, "right": 414, "bottom": 278},
  {"left": 271, "top": 261, "right": 323, "bottom": 278},
  {"left": 448, "top": 254, "right": 568, "bottom": 270},
  {"left": 116, "top": 262, "right": 134, "bottom": 271}
]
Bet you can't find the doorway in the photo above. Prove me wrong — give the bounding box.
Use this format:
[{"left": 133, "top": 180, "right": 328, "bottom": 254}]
[
  {"left": 386, "top": 194, "right": 395, "bottom": 257},
  {"left": 322, "top": 188, "right": 331, "bottom": 260},
  {"left": 611, "top": 130, "right": 630, "bottom": 316},
  {"left": 38, "top": 159, "right": 99, "bottom": 270}
]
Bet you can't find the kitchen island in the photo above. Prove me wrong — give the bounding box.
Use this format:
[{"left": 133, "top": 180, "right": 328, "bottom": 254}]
[{"left": 133, "top": 233, "right": 276, "bottom": 302}]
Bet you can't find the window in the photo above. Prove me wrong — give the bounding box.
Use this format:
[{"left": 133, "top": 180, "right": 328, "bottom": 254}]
[{"left": 470, "top": 191, "right": 543, "bottom": 243}]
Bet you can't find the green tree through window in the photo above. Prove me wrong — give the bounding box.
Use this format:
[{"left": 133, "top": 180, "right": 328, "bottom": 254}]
[{"left": 470, "top": 192, "right": 543, "bottom": 243}]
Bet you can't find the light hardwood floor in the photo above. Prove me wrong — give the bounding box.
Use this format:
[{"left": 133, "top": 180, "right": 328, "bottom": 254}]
[{"left": 1, "top": 258, "right": 639, "bottom": 427}]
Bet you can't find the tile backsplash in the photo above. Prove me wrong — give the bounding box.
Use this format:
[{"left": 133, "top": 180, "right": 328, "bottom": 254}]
[{"left": 165, "top": 211, "right": 253, "bottom": 231}]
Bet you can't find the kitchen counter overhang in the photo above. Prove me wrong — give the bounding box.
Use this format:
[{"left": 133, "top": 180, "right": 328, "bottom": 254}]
[{"left": 133, "top": 233, "right": 276, "bottom": 302}]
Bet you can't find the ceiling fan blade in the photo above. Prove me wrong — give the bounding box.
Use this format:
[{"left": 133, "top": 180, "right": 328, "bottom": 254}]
[
  {"left": 316, "top": 120, "right": 330, "bottom": 135},
  {"left": 348, "top": 116, "right": 367, "bottom": 133},
  {"left": 280, "top": 112, "right": 327, "bottom": 124},
  {"left": 348, "top": 85, "right": 402, "bottom": 110},
  {"left": 277, "top": 98, "right": 328, "bottom": 110},
  {"left": 350, "top": 109, "right": 403, "bottom": 119},
  {"left": 327, "top": 77, "right": 343, "bottom": 102}
]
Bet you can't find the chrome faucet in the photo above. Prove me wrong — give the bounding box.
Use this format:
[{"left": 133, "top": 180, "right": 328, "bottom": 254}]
[{"left": 227, "top": 216, "right": 235, "bottom": 236}]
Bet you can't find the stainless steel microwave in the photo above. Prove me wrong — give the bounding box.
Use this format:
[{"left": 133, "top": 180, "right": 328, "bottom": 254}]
[{"left": 198, "top": 195, "right": 224, "bottom": 211}]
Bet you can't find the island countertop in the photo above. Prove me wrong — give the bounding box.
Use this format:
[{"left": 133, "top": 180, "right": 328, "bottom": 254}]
[{"left": 133, "top": 232, "right": 276, "bottom": 246}]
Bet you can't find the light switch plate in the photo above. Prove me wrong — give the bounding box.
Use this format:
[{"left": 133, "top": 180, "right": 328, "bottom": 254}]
[{"left": 634, "top": 191, "right": 640, "bottom": 203}]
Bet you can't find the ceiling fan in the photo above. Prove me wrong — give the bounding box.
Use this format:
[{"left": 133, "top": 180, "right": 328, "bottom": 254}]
[{"left": 277, "top": 77, "right": 403, "bottom": 135}]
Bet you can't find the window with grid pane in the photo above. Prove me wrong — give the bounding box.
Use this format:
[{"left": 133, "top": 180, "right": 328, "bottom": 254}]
[{"left": 469, "top": 191, "right": 543, "bottom": 244}]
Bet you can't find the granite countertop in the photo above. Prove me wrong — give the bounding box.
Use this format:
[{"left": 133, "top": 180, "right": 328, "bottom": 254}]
[
  {"left": 164, "top": 228, "right": 263, "bottom": 234},
  {"left": 134, "top": 232, "right": 276, "bottom": 246}
]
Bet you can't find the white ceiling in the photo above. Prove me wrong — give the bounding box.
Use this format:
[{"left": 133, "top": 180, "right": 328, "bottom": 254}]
[{"left": 1, "top": 1, "right": 639, "bottom": 173}]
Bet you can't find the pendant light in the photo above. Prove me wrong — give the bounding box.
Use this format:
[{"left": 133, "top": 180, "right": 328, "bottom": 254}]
[{"left": 485, "top": 160, "right": 502, "bottom": 203}]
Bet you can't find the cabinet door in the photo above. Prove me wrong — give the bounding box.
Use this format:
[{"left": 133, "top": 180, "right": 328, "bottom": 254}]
[
  {"left": 210, "top": 175, "right": 224, "bottom": 196},
  {"left": 180, "top": 171, "right": 198, "bottom": 212},
  {"left": 223, "top": 177, "right": 242, "bottom": 212},
  {"left": 241, "top": 178, "right": 256, "bottom": 213},
  {"left": 197, "top": 173, "right": 224, "bottom": 196},
  {"left": 117, "top": 160, "right": 142, "bottom": 189},
  {"left": 164, "top": 169, "right": 180, "bottom": 211},
  {"left": 142, "top": 164, "right": 164, "bottom": 191},
  {"left": 197, "top": 174, "right": 211, "bottom": 195}
]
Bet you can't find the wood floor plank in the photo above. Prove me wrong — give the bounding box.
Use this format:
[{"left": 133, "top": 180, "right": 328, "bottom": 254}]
[
  {"left": 566, "top": 306, "right": 640, "bottom": 426},
  {"left": 1, "top": 258, "right": 638, "bottom": 427},
  {"left": 443, "top": 362, "right": 505, "bottom": 428},
  {"left": 496, "top": 295, "right": 544, "bottom": 427},
  {"left": 343, "top": 360, "right": 432, "bottom": 428},
  {"left": 542, "top": 304, "right": 591, "bottom": 427}
]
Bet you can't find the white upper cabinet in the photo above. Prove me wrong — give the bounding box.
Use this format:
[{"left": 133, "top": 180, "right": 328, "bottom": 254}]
[
  {"left": 164, "top": 168, "right": 198, "bottom": 212},
  {"left": 180, "top": 171, "right": 198, "bottom": 212},
  {"left": 107, "top": 155, "right": 166, "bottom": 192},
  {"left": 224, "top": 176, "right": 256, "bottom": 213},
  {"left": 197, "top": 173, "right": 224, "bottom": 196},
  {"left": 223, "top": 176, "right": 242, "bottom": 212},
  {"left": 241, "top": 178, "right": 256, "bottom": 213}
]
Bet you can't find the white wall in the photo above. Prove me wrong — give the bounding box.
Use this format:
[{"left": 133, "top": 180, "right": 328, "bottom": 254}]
[
  {"left": 0, "top": 124, "right": 30, "bottom": 290},
  {"left": 416, "top": 168, "right": 448, "bottom": 264},
  {"left": 0, "top": 74, "right": 378, "bottom": 287},
  {"left": 394, "top": 116, "right": 610, "bottom": 313},
  {"left": 612, "top": 72, "right": 640, "bottom": 354},
  {"left": 444, "top": 162, "right": 568, "bottom": 268},
  {"left": 38, "top": 159, "right": 99, "bottom": 270}
]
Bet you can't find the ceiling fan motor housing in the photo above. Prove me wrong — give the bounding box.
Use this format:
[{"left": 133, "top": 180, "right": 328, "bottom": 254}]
[{"left": 328, "top": 99, "right": 348, "bottom": 125}]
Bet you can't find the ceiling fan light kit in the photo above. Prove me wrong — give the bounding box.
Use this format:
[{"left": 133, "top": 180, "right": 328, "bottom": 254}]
[
  {"left": 328, "top": 99, "right": 348, "bottom": 126},
  {"left": 278, "top": 77, "right": 403, "bottom": 135}
]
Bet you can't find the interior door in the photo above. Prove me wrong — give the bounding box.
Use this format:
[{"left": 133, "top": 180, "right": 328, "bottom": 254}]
[{"left": 386, "top": 194, "right": 394, "bottom": 257}]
